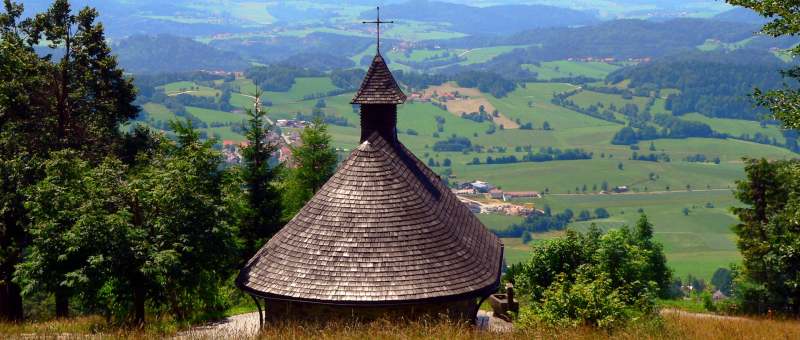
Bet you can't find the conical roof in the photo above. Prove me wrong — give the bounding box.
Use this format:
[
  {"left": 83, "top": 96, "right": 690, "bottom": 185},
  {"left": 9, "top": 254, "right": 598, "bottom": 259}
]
[
  {"left": 237, "top": 133, "right": 503, "bottom": 304},
  {"left": 351, "top": 54, "right": 407, "bottom": 105}
]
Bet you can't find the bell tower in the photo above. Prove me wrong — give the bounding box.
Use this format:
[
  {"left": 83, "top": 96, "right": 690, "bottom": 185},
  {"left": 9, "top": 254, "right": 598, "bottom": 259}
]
[{"left": 351, "top": 7, "right": 406, "bottom": 143}]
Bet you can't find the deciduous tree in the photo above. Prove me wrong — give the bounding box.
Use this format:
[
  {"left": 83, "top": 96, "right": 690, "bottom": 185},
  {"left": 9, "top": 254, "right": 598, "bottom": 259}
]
[{"left": 283, "top": 118, "right": 337, "bottom": 218}]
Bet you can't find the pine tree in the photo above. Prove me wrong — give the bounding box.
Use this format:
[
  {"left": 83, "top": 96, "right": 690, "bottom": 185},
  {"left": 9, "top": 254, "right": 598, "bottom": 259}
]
[
  {"left": 237, "top": 93, "right": 282, "bottom": 261},
  {"left": 731, "top": 159, "right": 800, "bottom": 314},
  {"left": 24, "top": 0, "right": 137, "bottom": 155}
]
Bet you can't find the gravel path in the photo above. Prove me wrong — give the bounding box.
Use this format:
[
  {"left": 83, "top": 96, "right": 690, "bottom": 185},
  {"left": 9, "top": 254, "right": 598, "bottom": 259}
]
[
  {"left": 177, "top": 312, "right": 261, "bottom": 339},
  {"left": 661, "top": 308, "right": 748, "bottom": 321},
  {"left": 180, "top": 310, "right": 513, "bottom": 338}
]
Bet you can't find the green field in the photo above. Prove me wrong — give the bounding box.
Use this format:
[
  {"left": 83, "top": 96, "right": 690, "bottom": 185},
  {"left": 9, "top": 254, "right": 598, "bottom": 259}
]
[
  {"left": 456, "top": 45, "right": 530, "bottom": 66},
  {"left": 451, "top": 159, "right": 744, "bottom": 193},
  {"left": 683, "top": 113, "right": 786, "bottom": 143},
  {"left": 524, "top": 190, "right": 743, "bottom": 280},
  {"left": 523, "top": 61, "right": 622, "bottom": 80},
  {"left": 489, "top": 82, "right": 614, "bottom": 130},
  {"left": 570, "top": 89, "right": 652, "bottom": 112},
  {"left": 382, "top": 20, "right": 467, "bottom": 41},
  {"left": 185, "top": 107, "right": 246, "bottom": 124},
  {"left": 142, "top": 102, "right": 174, "bottom": 121},
  {"left": 478, "top": 214, "right": 525, "bottom": 232},
  {"left": 161, "top": 81, "right": 220, "bottom": 97}
]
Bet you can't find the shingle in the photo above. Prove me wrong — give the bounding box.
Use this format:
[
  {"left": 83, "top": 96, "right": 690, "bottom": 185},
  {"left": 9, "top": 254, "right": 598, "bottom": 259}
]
[
  {"left": 238, "top": 52, "right": 502, "bottom": 305},
  {"left": 351, "top": 54, "right": 407, "bottom": 105},
  {"left": 237, "top": 133, "right": 503, "bottom": 303}
]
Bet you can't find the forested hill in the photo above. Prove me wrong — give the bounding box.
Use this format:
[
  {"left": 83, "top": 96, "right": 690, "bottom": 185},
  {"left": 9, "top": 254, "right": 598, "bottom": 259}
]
[
  {"left": 366, "top": 0, "right": 598, "bottom": 35},
  {"left": 426, "top": 18, "right": 760, "bottom": 50},
  {"left": 114, "top": 35, "right": 250, "bottom": 74},
  {"left": 209, "top": 32, "right": 375, "bottom": 65},
  {"left": 430, "top": 17, "right": 799, "bottom": 82},
  {"left": 607, "top": 49, "right": 790, "bottom": 120}
]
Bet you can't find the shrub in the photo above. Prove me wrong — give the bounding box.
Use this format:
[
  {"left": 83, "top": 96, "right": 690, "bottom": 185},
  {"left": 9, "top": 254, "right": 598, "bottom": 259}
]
[
  {"left": 518, "top": 271, "right": 629, "bottom": 330},
  {"left": 513, "top": 221, "right": 667, "bottom": 330}
]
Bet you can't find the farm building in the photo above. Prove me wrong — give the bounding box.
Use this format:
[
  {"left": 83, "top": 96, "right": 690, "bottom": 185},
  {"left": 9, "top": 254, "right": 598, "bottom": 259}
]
[
  {"left": 452, "top": 188, "right": 478, "bottom": 196},
  {"left": 237, "top": 51, "right": 503, "bottom": 324},
  {"left": 489, "top": 189, "right": 504, "bottom": 199},
  {"left": 467, "top": 180, "right": 494, "bottom": 193}
]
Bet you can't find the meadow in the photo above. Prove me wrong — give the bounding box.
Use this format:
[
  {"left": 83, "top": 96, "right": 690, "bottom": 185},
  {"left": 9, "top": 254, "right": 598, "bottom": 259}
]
[
  {"left": 523, "top": 61, "right": 622, "bottom": 80},
  {"left": 533, "top": 190, "right": 742, "bottom": 280}
]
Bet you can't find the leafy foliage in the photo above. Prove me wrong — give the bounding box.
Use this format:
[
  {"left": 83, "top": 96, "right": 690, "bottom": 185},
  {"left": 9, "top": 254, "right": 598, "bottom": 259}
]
[
  {"left": 1, "top": 0, "right": 137, "bottom": 320},
  {"left": 282, "top": 119, "right": 337, "bottom": 218},
  {"left": 512, "top": 219, "right": 670, "bottom": 329},
  {"left": 712, "top": 267, "right": 733, "bottom": 296},
  {"left": 19, "top": 123, "right": 239, "bottom": 324}
]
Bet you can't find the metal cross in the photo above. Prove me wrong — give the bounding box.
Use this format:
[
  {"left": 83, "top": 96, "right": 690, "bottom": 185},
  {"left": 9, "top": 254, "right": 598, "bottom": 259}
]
[{"left": 362, "top": 6, "right": 393, "bottom": 54}]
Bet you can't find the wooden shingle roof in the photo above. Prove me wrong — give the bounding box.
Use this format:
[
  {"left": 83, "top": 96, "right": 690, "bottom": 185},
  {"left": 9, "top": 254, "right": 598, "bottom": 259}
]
[
  {"left": 237, "top": 133, "right": 503, "bottom": 304},
  {"left": 351, "top": 54, "right": 407, "bottom": 105}
]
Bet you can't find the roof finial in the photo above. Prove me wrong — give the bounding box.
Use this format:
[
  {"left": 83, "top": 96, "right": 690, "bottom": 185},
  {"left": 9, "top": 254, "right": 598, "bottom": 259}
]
[{"left": 362, "top": 6, "right": 393, "bottom": 54}]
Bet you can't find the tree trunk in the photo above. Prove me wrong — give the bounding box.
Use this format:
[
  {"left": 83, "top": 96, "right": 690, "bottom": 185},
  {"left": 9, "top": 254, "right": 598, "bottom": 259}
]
[
  {"left": 55, "top": 290, "right": 69, "bottom": 318},
  {"left": 0, "top": 279, "right": 24, "bottom": 322},
  {"left": 132, "top": 283, "right": 145, "bottom": 326}
]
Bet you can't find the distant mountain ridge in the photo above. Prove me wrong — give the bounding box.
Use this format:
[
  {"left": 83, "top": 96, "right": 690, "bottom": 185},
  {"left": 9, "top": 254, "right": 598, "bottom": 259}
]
[
  {"left": 364, "top": 0, "right": 599, "bottom": 35},
  {"left": 713, "top": 7, "right": 769, "bottom": 25}
]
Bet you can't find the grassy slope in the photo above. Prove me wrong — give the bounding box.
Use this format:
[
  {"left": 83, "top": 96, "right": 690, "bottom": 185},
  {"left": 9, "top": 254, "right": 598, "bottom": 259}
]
[
  {"left": 161, "top": 81, "right": 220, "bottom": 97},
  {"left": 683, "top": 113, "right": 786, "bottom": 143},
  {"left": 185, "top": 107, "right": 246, "bottom": 124},
  {"left": 570, "top": 90, "right": 651, "bottom": 111},
  {"left": 523, "top": 61, "right": 621, "bottom": 80},
  {"left": 142, "top": 102, "right": 175, "bottom": 121},
  {"left": 531, "top": 190, "right": 742, "bottom": 280}
]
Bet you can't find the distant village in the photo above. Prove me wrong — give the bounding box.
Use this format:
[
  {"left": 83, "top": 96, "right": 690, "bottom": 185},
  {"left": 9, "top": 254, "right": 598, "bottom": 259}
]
[
  {"left": 453, "top": 179, "right": 633, "bottom": 218},
  {"left": 220, "top": 118, "right": 311, "bottom": 164}
]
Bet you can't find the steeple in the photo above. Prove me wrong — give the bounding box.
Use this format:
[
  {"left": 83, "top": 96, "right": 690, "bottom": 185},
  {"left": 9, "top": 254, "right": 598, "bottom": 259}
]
[
  {"left": 351, "top": 7, "right": 406, "bottom": 143},
  {"left": 351, "top": 54, "right": 406, "bottom": 105},
  {"left": 236, "top": 9, "right": 502, "bottom": 323}
]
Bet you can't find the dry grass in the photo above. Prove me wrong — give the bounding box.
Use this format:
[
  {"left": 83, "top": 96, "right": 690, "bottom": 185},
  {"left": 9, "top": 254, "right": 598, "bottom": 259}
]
[
  {"left": 422, "top": 83, "right": 520, "bottom": 129},
  {"left": 250, "top": 314, "right": 800, "bottom": 340},
  {"left": 662, "top": 312, "right": 800, "bottom": 340},
  {"left": 0, "top": 315, "right": 105, "bottom": 337},
  {"left": 1, "top": 312, "right": 799, "bottom": 339}
]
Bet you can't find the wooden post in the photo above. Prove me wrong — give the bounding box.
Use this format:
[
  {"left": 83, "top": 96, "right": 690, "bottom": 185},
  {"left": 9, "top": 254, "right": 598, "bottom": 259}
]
[{"left": 251, "top": 295, "right": 263, "bottom": 329}]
